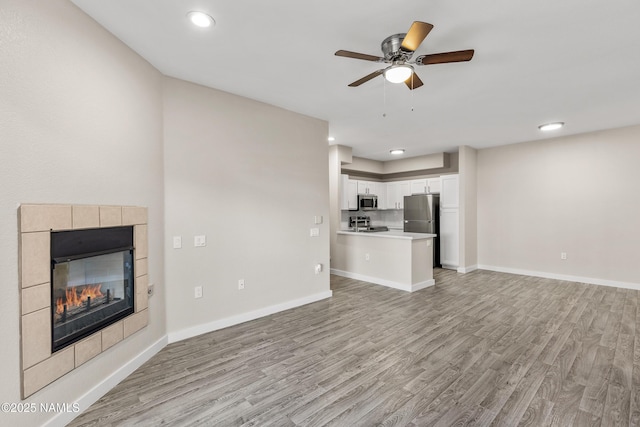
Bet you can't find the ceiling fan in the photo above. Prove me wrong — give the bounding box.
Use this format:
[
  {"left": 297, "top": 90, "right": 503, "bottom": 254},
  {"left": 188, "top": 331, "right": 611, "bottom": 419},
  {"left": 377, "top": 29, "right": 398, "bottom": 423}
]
[{"left": 335, "top": 21, "right": 474, "bottom": 90}]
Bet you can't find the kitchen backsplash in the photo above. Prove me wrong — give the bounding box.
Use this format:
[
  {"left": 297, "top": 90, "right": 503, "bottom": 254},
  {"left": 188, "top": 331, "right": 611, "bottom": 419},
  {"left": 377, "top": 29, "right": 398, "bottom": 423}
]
[{"left": 341, "top": 209, "right": 404, "bottom": 230}]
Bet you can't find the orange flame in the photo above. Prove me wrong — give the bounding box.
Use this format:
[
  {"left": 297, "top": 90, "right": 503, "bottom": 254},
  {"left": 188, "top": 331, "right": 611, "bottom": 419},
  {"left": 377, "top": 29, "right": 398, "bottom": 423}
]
[{"left": 56, "top": 284, "right": 104, "bottom": 315}]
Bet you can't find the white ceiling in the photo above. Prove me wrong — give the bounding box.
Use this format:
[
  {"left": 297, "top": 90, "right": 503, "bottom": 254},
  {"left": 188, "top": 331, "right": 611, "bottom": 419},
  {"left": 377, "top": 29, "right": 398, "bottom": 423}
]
[{"left": 71, "top": 0, "right": 640, "bottom": 161}]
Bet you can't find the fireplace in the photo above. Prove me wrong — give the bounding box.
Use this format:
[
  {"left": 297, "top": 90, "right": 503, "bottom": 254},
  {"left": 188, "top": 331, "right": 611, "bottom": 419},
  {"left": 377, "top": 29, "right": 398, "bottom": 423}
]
[{"left": 51, "top": 226, "right": 135, "bottom": 352}]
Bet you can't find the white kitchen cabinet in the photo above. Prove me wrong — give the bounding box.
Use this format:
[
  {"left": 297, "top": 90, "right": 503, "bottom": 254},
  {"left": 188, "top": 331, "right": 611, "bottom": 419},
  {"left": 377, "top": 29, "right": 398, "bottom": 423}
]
[
  {"left": 410, "top": 178, "right": 441, "bottom": 194},
  {"left": 427, "top": 178, "right": 441, "bottom": 194},
  {"left": 439, "top": 174, "right": 459, "bottom": 269},
  {"left": 357, "top": 180, "right": 377, "bottom": 195},
  {"left": 340, "top": 175, "right": 358, "bottom": 210},
  {"left": 440, "top": 174, "right": 459, "bottom": 208},
  {"left": 440, "top": 208, "right": 459, "bottom": 269},
  {"left": 386, "top": 181, "right": 411, "bottom": 209},
  {"left": 410, "top": 179, "right": 428, "bottom": 194}
]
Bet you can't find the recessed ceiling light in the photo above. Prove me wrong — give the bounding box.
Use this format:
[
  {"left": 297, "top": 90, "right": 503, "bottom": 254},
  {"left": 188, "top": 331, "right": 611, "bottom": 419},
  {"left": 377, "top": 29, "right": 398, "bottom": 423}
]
[
  {"left": 538, "top": 122, "right": 564, "bottom": 132},
  {"left": 328, "top": 136, "right": 335, "bottom": 142},
  {"left": 187, "top": 11, "right": 215, "bottom": 28},
  {"left": 390, "top": 149, "right": 405, "bottom": 155}
]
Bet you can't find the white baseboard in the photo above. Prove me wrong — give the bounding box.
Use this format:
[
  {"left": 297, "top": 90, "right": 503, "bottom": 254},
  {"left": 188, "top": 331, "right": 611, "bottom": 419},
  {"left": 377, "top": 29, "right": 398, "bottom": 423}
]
[
  {"left": 48, "top": 335, "right": 168, "bottom": 427},
  {"left": 457, "top": 265, "right": 478, "bottom": 274},
  {"left": 410, "top": 279, "right": 436, "bottom": 292},
  {"left": 167, "top": 291, "right": 333, "bottom": 344},
  {"left": 330, "top": 269, "right": 434, "bottom": 293},
  {"left": 478, "top": 264, "right": 640, "bottom": 291}
]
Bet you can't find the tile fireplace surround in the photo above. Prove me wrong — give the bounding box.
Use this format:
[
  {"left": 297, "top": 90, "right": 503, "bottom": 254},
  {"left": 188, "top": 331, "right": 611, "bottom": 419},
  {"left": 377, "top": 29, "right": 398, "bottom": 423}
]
[{"left": 19, "top": 204, "right": 149, "bottom": 398}]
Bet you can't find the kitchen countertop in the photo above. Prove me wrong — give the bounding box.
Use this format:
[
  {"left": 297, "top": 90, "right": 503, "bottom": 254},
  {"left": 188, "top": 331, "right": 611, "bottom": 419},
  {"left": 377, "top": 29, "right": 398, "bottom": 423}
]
[{"left": 337, "top": 230, "right": 436, "bottom": 240}]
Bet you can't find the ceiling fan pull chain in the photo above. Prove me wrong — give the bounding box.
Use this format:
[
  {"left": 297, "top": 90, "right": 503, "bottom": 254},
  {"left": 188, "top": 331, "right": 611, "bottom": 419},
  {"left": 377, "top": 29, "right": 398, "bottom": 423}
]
[
  {"left": 411, "top": 74, "right": 414, "bottom": 111},
  {"left": 382, "top": 78, "right": 387, "bottom": 118}
]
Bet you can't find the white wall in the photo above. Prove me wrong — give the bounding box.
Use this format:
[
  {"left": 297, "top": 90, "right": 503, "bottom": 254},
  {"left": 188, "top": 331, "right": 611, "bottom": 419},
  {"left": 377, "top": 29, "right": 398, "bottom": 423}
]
[
  {"left": 0, "top": 0, "right": 166, "bottom": 426},
  {"left": 163, "top": 77, "right": 331, "bottom": 338},
  {"left": 477, "top": 125, "right": 640, "bottom": 286}
]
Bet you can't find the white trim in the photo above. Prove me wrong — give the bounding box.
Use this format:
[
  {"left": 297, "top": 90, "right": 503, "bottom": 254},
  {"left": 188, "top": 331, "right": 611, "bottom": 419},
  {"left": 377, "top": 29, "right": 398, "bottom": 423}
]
[
  {"left": 330, "top": 269, "right": 434, "bottom": 293},
  {"left": 47, "top": 335, "right": 168, "bottom": 427},
  {"left": 457, "top": 265, "right": 478, "bottom": 274},
  {"left": 411, "top": 279, "right": 436, "bottom": 292},
  {"left": 167, "top": 291, "right": 333, "bottom": 344},
  {"left": 478, "top": 264, "right": 640, "bottom": 291}
]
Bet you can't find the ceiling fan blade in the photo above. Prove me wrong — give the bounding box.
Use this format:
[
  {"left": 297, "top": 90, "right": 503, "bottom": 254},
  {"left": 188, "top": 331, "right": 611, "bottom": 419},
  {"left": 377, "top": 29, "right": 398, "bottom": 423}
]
[
  {"left": 416, "top": 49, "right": 475, "bottom": 65},
  {"left": 348, "top": 69, "right": 384, "bottom": 87},
  {"left": 404, "top": 72, "right": 424, "bottom": 90},
  {"left": 335, "top": 50, "right": 384, "bottom": 62},
  {"left": 401, "top": 21, "right": 434, "bottom": 52}
]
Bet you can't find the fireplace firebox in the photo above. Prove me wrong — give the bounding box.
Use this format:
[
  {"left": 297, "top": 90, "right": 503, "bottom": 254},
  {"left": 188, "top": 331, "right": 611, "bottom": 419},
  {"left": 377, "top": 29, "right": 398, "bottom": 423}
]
[{"left": 51, "top": 226, "right": 135, "bottom": 352}]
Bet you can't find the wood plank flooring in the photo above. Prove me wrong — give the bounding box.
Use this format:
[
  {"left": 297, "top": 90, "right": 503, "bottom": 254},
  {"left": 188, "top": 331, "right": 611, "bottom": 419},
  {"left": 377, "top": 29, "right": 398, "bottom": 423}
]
[{"left": 69, "top": 269, "right": 640, "bottom": 426}]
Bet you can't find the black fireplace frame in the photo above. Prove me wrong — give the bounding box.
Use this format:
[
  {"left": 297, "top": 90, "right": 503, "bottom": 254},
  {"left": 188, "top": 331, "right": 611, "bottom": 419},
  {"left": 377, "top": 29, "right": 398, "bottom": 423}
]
[{"left": 50, "top": 226, "right": 135, "bottom": 353}]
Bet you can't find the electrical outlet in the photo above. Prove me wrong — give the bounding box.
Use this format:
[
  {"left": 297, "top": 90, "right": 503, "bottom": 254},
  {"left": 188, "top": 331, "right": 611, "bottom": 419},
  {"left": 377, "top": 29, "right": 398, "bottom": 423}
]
[
  {"left": 173, "top": 236, "right": 182, "bottom": 249},
  {"left": 561, "top": 252, "right": 567, "bottom": 260},
  {"left": 194, "top": 286, "right": 203, "bottom": 298},
  {"left": 310, "top": 228, "right": 320, "bottom": 237},
  {"left": 314, "top": 215, "right": 323, "bottom": 224},
  {"left": 365, "top": 253, "right": 370, "bottom": 261},
  {"left": 238, "top": 279, "right": 245, "bottom": 290}
]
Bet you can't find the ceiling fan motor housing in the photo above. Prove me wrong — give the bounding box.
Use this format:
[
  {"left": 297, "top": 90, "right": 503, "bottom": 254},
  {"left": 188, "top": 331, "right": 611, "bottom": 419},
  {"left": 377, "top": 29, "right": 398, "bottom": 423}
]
[{"left": 381, "top": 33, "right": 413, "bottom": 61}]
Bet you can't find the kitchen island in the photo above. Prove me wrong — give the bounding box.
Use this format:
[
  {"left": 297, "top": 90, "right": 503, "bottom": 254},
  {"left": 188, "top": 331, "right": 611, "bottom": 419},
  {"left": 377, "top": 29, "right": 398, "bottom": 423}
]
[{"left": 332, "top": 230, "right": 436, "bottom": 292}]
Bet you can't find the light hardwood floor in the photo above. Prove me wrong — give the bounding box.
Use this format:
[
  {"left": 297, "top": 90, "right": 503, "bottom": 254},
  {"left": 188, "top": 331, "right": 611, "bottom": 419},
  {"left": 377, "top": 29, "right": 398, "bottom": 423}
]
[{"left": 69, "top": 269, "right": 640, "bottom": 426}]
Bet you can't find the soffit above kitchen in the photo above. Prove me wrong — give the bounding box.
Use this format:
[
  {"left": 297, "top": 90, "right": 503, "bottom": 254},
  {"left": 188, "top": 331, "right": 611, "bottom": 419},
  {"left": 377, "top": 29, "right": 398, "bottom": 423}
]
[{"left": 71, "top": 0, "right": 640, "bottom": 161}]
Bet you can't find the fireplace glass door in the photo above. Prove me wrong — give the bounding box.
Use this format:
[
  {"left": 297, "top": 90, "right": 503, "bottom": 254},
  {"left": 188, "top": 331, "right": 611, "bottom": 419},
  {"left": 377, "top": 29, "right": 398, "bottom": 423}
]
[{"left": 52, "top": 246, "right": 134, "bottom": 352}]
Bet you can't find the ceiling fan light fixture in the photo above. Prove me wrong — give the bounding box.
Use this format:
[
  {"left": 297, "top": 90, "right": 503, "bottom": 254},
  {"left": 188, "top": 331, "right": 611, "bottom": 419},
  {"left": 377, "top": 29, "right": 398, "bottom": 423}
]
[
  {"left": 390, "top": 149, "right": 405, "bottom": 155},
  {"left": 187, "top": 11, "right": 215, "bottom": 28},
  {"left": 538, "top": 122, "right": 564, "bottom": 132},
  {"left": 384, "top": 64, "right": 413, "bottom": 84}
]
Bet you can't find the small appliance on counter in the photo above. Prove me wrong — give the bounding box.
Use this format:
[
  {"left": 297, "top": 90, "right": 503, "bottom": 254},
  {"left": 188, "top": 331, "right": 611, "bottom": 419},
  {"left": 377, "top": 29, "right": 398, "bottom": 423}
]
[
  {"left": 349, "top": 215, "right": 370, "bottom": 231},
  {"left": 348, "top": 215, "right": 389, "bottom": 233},
  {"left": 404, "top": 194, "right": 441, "bottom": 267}
]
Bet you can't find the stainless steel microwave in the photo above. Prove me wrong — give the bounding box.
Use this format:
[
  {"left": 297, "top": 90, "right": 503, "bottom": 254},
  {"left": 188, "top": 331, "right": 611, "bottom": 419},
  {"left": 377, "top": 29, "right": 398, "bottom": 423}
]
[{"left": 358, "top": 194, "right": 378, "bottom": 210}]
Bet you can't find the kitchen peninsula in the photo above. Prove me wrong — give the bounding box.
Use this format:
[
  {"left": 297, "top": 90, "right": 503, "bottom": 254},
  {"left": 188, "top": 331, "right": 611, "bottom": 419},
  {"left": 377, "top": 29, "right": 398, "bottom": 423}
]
[{"left": 332, "top": 230, "right": 436, "bottom": 292}]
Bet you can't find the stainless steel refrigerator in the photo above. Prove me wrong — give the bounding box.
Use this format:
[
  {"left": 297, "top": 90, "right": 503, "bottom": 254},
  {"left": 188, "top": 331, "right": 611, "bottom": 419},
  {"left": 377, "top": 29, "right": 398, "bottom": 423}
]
[{"left": 404, "top": 194, "right": 440, "bottom": 267}]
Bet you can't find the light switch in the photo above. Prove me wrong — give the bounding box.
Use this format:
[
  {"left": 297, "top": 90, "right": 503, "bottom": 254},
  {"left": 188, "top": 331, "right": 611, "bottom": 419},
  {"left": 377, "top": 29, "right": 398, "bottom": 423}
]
[
  {"left": 173, "top": 236, "right": 182, "bottom": 249},
  {"left": 314, "top": 215, "right": 323, "bottom": 224},
  {"left": 310, "top": 228, "right": 320, "bottom": 237},
  {"left": 194, "top": 235, "right": 206, "bottom": 247}
]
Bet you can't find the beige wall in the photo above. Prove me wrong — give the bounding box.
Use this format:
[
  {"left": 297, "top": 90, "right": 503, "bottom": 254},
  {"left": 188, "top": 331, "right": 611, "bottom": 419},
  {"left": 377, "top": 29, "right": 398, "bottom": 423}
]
[
  {"left": 459, "top": 146, "right": 478, "bottom": 271},
  {"left": 477, "top": 125, "right": 640, "bottom": 286},
  {"left": 0, "top": 0, "right": 166, "bottom": 425},
  {"left": 162, "top": 77, "right": 330, "bottom": 336}
]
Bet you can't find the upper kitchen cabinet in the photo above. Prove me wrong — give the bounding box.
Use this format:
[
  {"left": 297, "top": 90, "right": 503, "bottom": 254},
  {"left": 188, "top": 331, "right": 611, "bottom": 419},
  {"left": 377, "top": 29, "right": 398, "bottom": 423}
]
[
  {"left": 440, "top": 174, "right": 459, "bottom": 209},
  {"left": 386, "top": 181, "right": 411, "bottom": 209},
  {"left": 357, "top": 180, "right": 378, "bottom": 195},
  {"left": 410, "top": 178, "right": 441, "bottom": 194},
  {"left": 427, "top": 178, "right": 441, "bottom": 194},
  {"left": 340, "top": 175, "right": 358, "bottom": 210},
  {"left": 410, "top": 179, "right": 428, "bottom": 194}
]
